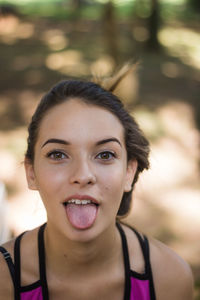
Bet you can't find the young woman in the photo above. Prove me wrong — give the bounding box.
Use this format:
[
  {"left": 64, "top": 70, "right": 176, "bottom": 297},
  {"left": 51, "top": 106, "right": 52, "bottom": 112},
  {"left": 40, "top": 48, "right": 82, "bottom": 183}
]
[{"left": 0, "top": 78, "right": 193, "bottom": 300}]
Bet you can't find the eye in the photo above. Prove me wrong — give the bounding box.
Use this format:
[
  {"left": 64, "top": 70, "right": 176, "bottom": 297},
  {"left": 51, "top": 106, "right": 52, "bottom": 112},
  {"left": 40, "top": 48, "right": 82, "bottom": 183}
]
[
  {"left": 96, "top": 151, "right": 116, "bottom": 161},
  {"left": 47, "top": 150, "right": 67, "bottom": 161}
]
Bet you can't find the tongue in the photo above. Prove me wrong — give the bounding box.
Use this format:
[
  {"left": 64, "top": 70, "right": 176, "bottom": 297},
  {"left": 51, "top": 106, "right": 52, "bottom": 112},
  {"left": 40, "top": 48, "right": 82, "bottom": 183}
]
[{"left": 65, "top": 204, "right": 98, "bottom": 229}]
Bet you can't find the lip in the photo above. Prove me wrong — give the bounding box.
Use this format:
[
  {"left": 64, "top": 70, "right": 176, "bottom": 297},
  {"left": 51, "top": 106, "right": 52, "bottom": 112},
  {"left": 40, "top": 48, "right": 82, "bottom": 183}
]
[{"left": 63, "top": 194, "right": 99, "bottom": 205}]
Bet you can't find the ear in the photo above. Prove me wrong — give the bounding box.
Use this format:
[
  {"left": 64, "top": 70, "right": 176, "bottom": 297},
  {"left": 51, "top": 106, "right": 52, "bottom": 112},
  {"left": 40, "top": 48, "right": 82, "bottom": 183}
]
[
  {"left": 24, "top": 158, "right": 38, "bottom": 190},
  {"left": 124, "top": 160, "right": 138, "bottom": 193}
]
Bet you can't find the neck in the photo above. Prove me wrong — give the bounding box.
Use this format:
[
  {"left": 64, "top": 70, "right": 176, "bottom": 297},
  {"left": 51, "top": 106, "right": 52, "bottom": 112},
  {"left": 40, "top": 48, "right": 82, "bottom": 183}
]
[{"left": 44, "top": 221, "right": 122, "bottom": 277}]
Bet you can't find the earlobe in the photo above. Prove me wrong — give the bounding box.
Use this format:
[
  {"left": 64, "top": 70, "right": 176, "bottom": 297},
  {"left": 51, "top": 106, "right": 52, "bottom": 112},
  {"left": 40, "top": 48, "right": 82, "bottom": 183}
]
[
  {"left": 124, "top": 160, "right": 138, "bottom": 192},
  {"left": 24, "top": 158, "right": 38, "bottom": 190}
]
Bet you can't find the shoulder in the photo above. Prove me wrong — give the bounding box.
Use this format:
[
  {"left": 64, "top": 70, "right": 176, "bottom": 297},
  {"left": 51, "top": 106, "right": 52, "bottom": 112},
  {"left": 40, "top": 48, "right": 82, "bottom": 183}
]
[
  {"left": 0, "top": 239, "right": 15, "bottom": 299},
  {"left": 120, "top": 223, "right": 194, "bottom": 300},
  {"left": 149, "top": 237, "right": 194, "bottom": 300}
]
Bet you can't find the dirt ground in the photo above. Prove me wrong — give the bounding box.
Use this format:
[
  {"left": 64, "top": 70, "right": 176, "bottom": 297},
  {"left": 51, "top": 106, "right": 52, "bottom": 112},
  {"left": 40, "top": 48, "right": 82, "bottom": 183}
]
[{"left": 0, "top": 13, "right": 200, "bottom": 298}]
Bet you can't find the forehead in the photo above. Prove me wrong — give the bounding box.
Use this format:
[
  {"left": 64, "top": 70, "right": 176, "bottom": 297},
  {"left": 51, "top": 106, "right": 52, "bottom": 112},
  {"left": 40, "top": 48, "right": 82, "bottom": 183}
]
[{"left": 37, "top": 98, "right": 125, "bottom": 144}]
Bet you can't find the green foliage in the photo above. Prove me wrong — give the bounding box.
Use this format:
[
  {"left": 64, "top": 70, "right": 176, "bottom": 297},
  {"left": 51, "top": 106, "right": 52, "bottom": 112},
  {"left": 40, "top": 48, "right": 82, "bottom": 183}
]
[{"left": 0, "top": 0, "right": 199, "bottom": 22}]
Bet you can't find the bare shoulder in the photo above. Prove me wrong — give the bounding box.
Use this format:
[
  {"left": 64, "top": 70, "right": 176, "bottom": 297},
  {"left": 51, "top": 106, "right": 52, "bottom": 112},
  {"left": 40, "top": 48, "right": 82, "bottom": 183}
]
[
  {"left": 149, "top": 237, "right": 194, "bottom": 300},
  {"left": 0, "top": 239, "right": 15, "bottom": 300}
]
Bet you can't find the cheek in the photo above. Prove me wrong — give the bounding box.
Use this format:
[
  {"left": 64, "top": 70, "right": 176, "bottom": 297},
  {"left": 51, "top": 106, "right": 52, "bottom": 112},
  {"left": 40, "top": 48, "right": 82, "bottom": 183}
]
[
  {"left": 34, "top": 164, "right": 67, "bottom": 199},
  {"left": 100, "top": 166, "right": 127, "bottom": 199}
]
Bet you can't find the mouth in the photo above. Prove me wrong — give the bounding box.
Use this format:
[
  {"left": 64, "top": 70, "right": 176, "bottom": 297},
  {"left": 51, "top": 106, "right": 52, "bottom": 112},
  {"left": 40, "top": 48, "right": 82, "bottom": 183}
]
[{"left": 63, "top": 195, "right": 99, "bottom": 230}]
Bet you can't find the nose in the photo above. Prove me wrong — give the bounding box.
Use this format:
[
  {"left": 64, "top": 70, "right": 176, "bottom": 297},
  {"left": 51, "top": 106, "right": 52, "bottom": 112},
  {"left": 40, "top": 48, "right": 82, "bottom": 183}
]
[{"left": 69, "top": 159, "right": 96, "bottom": 187}]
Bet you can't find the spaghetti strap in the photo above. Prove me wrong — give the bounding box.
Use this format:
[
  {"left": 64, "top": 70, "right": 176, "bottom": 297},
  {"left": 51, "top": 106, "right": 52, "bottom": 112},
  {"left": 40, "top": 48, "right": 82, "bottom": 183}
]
[
  {"left": 14, "top": 231, "right": 27, "bottom": 300},
  {"left": 117, "top": 223, "right": 156, "bottom": 300},
  {"left": 38, "top": 223, "right": 49, "bottom": 300},
  {"left": 143, "top": 236, "right": 156, "bottom": 299},
  {"left": 0, "top": 246, "right": 15, "bottom": 287},
  {"left": 127, "top": 225, "right": 157, "bottom": 300},
  {"left": 116, "top": 222, "right": 131, "bottom": 300}
]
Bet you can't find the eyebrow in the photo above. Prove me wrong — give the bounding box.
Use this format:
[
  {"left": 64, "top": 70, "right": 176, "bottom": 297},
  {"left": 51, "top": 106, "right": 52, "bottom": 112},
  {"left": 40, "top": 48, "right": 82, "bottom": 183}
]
[
  {"left": 42, "top": 137, "right": 122, "bottom": 148},
  {"left": 42, "top": 138, "right": 70, "bottom": 148},
  {"left": 96, "top": 138, "right": 122, "bottom": 147}
]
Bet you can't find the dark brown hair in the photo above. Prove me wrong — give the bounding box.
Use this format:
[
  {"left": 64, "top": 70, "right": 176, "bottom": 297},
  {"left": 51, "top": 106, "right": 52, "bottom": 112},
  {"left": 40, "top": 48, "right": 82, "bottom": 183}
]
[{"left": 26, "top": 79, "right": 150, "bottom": 217}]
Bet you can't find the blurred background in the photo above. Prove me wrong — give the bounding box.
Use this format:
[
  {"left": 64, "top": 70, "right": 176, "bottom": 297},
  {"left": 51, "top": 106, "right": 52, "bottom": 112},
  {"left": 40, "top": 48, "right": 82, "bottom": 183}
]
[{"left": 0, "top": 0, "right": 199, "bottom": 298}]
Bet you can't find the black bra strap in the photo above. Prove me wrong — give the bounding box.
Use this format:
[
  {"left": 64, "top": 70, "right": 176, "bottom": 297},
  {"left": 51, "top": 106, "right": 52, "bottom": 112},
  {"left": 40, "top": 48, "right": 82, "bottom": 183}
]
[
  {"left": 143, "top": 236, "right": 156, "bottom": 299},
  {"left": 127, "top": 225, "right": 156, "bottom": 300},
  {"left": 14, "top": 231, "right": 27, "bottom": 300},
  {"left": 38, "top": 223, "right": 49, "bottom": 300},
  {"left": 0, "top": 246, "right": 15, "bottom": 286},
  {"left": 116, "top": 222, "right": 131, "bottom": 300}
]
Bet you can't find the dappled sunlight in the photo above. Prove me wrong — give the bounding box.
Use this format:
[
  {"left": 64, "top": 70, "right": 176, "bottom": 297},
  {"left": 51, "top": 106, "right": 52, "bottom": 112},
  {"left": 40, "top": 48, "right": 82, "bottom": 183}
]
[
  {"left": 0, "top": 127, "right": 46, "bottom": 235},
  {"left": 9, "top": 189, "right": 47, "bottom": 235},
  {"left": 0, "top": 15, "right": 19, "bottom": 34},
  {"left": 133, "top": 109, "right": 163, "bottom": 140},
  {"left": 127, "top": 101, "right": 200, "bottom": 265},
  {"left": 91, "top": 55, "right": 115, "bottom": 77},
  {"left": 15, "top": 22, "right": 34, "bottom": 39},
  {"left": 136, "top": 102, "right": 200, "bottom": 189},
  {"left": 159, "top": 26, "right": 200, "bottom": 69},
  {"left": 157, "top": 102, "right": 199, "bottom": 158},
  {"left": 0, "top": 95, "right": 11, "bottom": 115},
  {"left": 45, "top": 49, "right": 89, "bottom": 76},
  {"left": 41, "top": 29, "right": 68, "bottom": 51},
  {"left": 0, "top": 15, "right": 34, "bottom": 44},
  {"left": 0, "top": 5, "right": 199, "bottom": 295},
  {"left": 132, "top": 26, "right": 149, "bottom": 42},
  {"left": 161, "top": 61, "right": 184, "bottom": 78},
  {"left": 0, "top": 150, "right": 18, "bottom": 182}
]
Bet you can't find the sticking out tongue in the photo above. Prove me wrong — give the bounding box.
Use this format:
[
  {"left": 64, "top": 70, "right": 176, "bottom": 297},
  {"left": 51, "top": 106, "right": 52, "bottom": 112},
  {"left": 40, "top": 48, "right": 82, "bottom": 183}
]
[{"left": 65, "top": 204, "right": 98, "bottom": 229}]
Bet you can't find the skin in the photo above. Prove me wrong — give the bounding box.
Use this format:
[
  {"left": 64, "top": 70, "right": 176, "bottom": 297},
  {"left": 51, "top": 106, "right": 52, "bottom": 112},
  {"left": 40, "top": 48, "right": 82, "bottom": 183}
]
[{"left": 0, "top": 99, "right": 194, "bottom": 300}]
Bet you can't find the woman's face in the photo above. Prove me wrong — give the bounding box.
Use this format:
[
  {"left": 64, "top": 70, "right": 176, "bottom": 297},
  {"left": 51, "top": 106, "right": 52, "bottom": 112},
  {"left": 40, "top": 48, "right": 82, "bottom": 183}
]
[{"left": 25, "top": 99, "right": 137, "bottom": 242}]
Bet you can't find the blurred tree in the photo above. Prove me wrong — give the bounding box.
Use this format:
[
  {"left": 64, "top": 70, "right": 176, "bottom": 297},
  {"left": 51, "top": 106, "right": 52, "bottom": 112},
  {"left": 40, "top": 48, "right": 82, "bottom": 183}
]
[
  {"left": 65, "top": 0, "right": 84, "bottom": 19},
  {"left": 0, "top": 3, "right": 20, "bottom": 17},
  {"left": 146, "top": 0, "right": 162, "bottom": 51},
  {"left": 102, "top": 0, "right": 119, "bottom": 63},
  {"left": 187, "top": 0, "right": 200, "bottom": 13},
  {"left": 70, "top": 0, "right": 83, "bottom": 10}
]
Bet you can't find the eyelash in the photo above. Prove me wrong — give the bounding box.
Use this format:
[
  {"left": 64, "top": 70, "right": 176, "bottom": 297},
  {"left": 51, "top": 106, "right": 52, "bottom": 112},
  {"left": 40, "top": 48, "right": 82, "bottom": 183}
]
[
  {"left": 46, "top": 150, "right": 67, "bottom": 160},
  {"left": 46, "top": 150, "right": 116, "bottom": 162},
  {"left": 96, "top": 151, "right": 116, "bottom": 161}
]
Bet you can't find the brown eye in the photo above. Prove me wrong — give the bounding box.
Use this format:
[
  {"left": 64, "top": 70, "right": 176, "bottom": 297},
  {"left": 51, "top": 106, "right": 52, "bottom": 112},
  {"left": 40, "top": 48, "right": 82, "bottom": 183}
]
[
  {"left": 97, "top": 151, "right": 115, "bottom": 160},
  {"left": 47, "top": 151, "right": 67, "bottom": 160}
]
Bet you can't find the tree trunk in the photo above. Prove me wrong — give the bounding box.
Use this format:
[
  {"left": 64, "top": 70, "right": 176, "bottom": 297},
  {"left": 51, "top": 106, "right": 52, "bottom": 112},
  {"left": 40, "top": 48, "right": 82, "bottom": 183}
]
[
  {"left": 102, "top": 0, "right": 119, "bottom": 63},
  {"left": 146, "top": 0, "right": 161, "bottom": 51}
]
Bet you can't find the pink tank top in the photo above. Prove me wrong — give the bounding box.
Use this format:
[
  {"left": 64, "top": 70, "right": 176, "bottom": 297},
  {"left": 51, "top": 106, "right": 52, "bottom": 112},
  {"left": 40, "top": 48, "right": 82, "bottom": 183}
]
[{"left": 0, "top": 223, "right": 156, "bottom": 300}]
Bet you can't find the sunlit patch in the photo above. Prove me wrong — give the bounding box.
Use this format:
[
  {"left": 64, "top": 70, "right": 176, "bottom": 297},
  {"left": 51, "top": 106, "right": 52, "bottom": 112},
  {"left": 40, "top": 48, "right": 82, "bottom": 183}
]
[
  {"left": 18, "top": 90, "right": 41, "bottom": 122},
  {"left": 45, "top": 50, "right": 89, "bottom": 76},
  {"left": 0, "top": 15, "right": 19, "bottom": 34},
  {"left": 158, "top": 27, "right": 200, "bottom": 69},
  {"left": 132, "top": 26, "right": 149, "bottom": 42},
  {"left": 161, "top": 62, "right": 182, "bottom": 78},
  {"left": 91, "top": 55, "right": 115, "bottom": 76},
  {"left": 0, "top": 96, "right": 10, "bottom": 115},
  {"left": 42, "top": 29, "right": 68, "bottom": 51},
  {"left": 0, "top": 34, "right": 17, "bottom": 45},
  {"left": 133, "top": 109, "right": 163, "bottom": 140},
  {"left": 157, "top": 102, "right": 199, "bottom": 158},
  {"left": 0, "top": 16, "right": 34, "bottom": 44},
  {"left": 16, "top": 22, "right": 34, "bottom": 39}
]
